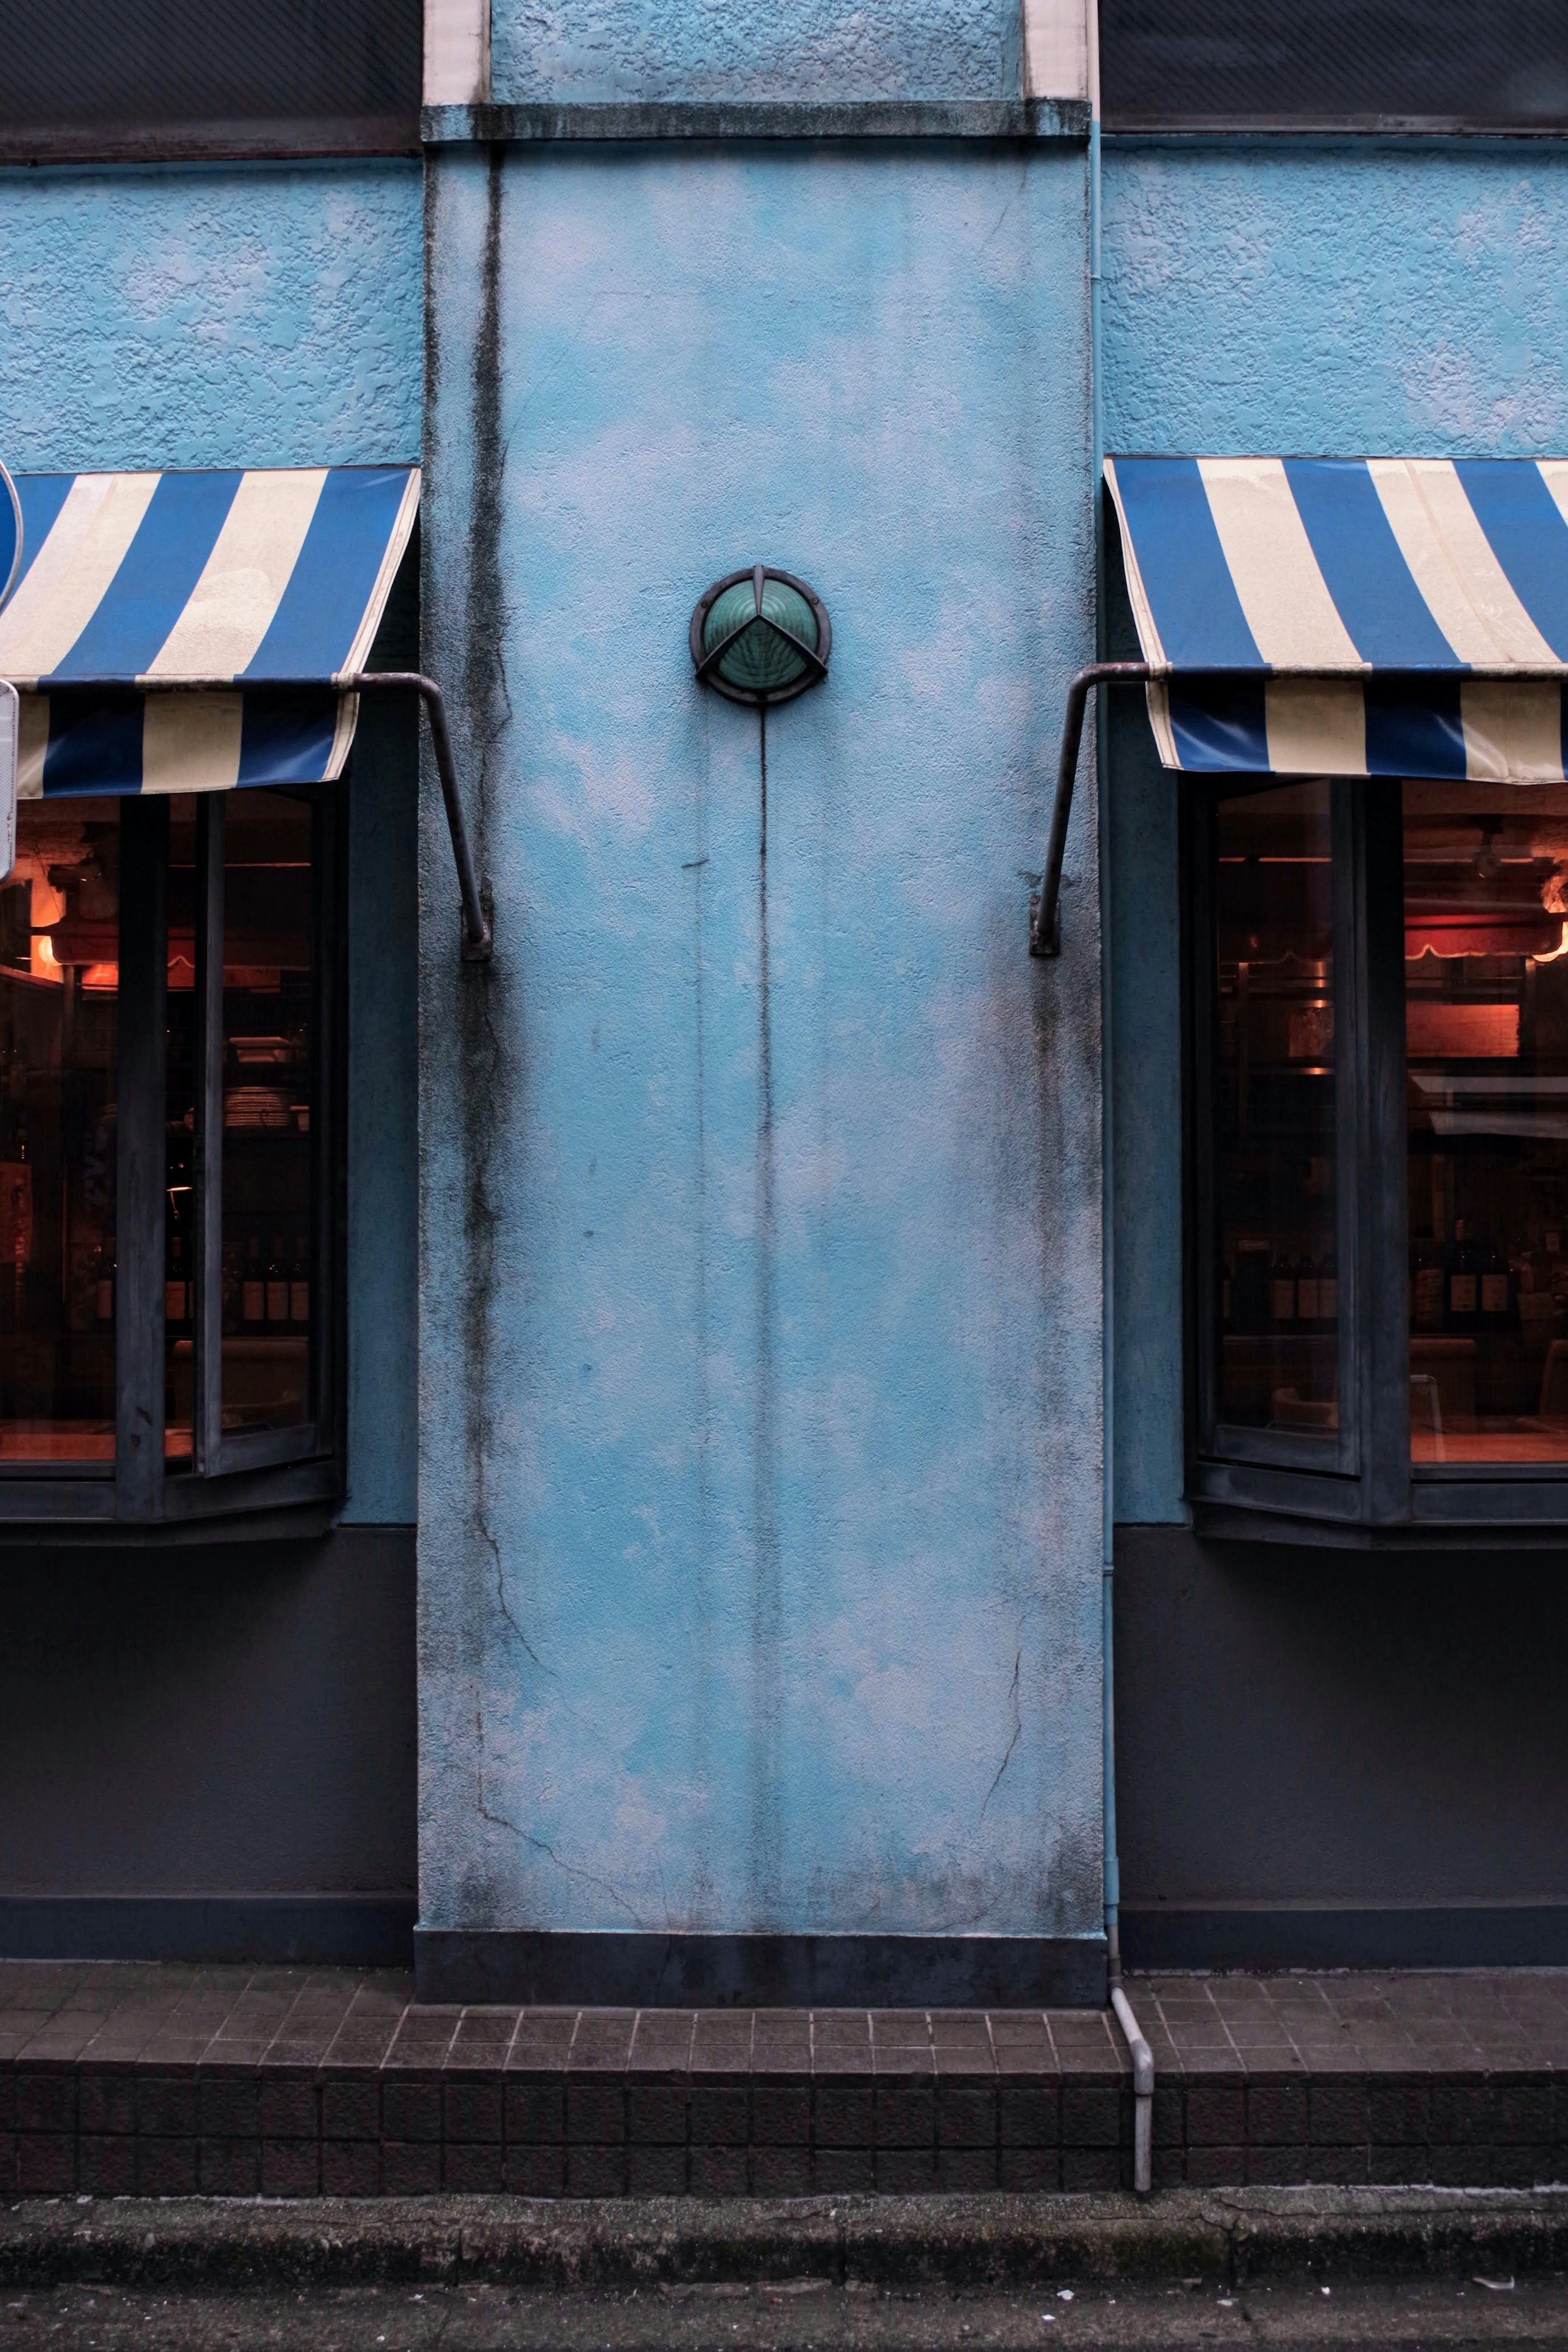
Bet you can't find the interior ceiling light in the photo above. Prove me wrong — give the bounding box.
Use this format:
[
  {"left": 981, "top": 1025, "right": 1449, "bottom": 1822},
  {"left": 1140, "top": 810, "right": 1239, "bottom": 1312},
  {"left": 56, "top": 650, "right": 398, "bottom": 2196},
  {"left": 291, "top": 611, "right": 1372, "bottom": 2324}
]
[{"left": 690, "top": 565, "right": 830, "bottom": 707}]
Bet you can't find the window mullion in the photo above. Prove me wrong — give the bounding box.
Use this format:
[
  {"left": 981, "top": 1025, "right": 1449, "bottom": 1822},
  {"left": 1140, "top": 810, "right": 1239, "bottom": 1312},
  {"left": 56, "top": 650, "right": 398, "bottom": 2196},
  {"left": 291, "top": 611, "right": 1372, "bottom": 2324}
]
[
  {"left": 192, "top": 796, "right": 225, "bottom": 1476},
  {"left": 1348, "top": 780, "right": 1411, "bottom": 1523},
  {"left": 113, "top": 797, "right": 168, "bottom": 1520}
]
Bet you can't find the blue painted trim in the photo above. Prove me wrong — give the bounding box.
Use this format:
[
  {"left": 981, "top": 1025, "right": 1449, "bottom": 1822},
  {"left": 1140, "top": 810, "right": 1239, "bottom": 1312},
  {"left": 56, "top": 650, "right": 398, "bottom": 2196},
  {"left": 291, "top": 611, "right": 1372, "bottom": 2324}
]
[{"left": 423, "top": 99, "right": 1092, "bottom": 145}]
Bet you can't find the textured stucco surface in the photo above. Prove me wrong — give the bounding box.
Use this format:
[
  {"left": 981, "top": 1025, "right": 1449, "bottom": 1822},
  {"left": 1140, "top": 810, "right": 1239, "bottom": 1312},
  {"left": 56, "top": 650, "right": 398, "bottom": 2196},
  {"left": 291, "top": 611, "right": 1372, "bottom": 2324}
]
[
  {"left": 1103, "top": 146, "right": 1568, "bottom": 1522},
  {"left": 420, "top": 144, "right": 1102, "bottom": 1938},
  {"left": 1103, "top": 146, "right": 1568, "bottom": 459},
  {"left": 0, "top": 162, "right": 421, "bottom": 471},
  {"left": 491, "top": 0, "right": 1021, "bottom": 105}
]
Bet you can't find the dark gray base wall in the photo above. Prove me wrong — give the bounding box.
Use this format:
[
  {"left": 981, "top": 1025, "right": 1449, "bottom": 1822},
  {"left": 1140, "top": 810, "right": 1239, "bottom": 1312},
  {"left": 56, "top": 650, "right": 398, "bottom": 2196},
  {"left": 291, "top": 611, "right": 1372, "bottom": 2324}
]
[
  {"left": 414, "top": 1933, "right": 1107, "bottom": 2010},
  {"left": 0, "top": 1525, "right": 415, "bottom": 1966},
  {"left": 0, "top": 1894, "right": 415, "bottom": 1966},
  {"left": 1114, "top": 1523, "right": 1568, "bottom": 1969}
]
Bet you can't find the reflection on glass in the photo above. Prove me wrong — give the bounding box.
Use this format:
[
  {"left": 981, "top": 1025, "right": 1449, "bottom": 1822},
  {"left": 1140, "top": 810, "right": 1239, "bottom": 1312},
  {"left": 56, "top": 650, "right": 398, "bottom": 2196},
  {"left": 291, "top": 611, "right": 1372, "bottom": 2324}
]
[
  {"left": 0, "top": 800, "right": 120, "bottom": 1460},
  {"left": 1212, "top": 781, "right": 1338, "bottom": 1442},
  {"left": 220, "top": 793, "right": 313, "bottom": 1435},
  {"left": 165, "top": 798, "right": 198, "bottom": 1461},
  {"left": 1405, "top": 780, "right": 1568, "bottom": 1465}
]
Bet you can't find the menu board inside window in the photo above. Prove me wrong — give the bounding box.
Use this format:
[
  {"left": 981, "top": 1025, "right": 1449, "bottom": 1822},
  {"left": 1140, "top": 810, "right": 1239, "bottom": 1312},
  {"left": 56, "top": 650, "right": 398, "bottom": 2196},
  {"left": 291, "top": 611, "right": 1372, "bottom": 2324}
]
[
  {"left": 0, "top": 799, "right": 120, "bottom": 1462},
  {"left": 1210, "top": 780, "right": 1339, "bottom": 1444},
  {"left": 1405, "top": 779, "right": 1568, "bottom": 1466}
]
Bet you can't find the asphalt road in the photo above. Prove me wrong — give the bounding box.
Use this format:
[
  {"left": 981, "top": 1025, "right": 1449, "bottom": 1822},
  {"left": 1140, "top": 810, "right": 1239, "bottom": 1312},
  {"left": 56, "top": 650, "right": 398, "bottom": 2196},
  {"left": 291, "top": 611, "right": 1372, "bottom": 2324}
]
[{"left": 5, "top": 2275, "right": 1568, "bottom": 2350}]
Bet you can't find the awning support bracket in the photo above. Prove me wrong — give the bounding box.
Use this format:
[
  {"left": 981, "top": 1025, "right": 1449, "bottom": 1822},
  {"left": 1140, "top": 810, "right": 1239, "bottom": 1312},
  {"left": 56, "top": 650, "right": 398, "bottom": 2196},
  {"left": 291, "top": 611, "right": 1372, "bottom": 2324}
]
[
  {"left": 1029, "top": 660, "right": 1149, "bottom": 959},
  {"left": 348, "top": 673, "right": 493, "bottom": 964},
  {"left": 15, "top": 670, "right": 494, "bottom": 964}
]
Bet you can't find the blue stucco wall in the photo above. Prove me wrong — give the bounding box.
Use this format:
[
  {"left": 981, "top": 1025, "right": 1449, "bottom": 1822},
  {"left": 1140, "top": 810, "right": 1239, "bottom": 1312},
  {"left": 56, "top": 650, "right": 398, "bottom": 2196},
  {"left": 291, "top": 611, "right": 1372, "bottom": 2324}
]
[
  {"left": 0, "top": 159, "right": 423, "bottom": 1522},
  {"left": 490, "top": 0, "right": 1021, "bottom": 105},
  {"left": 0, "top": 163, "right": 420, "bottom": 470},
  {"left": 1102, "top": 143, "right": 1568, "bottom": 1523},
  {"left": 419, "top": 140, "right": 1103, "bottom": 1940}
]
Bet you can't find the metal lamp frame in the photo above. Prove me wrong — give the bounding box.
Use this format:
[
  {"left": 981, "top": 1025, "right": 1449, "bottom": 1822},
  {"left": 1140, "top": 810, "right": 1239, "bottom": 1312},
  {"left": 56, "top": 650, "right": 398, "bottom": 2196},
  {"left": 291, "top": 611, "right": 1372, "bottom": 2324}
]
[{"left": 689, "top": 564, "right": 831, "bottom": 707}]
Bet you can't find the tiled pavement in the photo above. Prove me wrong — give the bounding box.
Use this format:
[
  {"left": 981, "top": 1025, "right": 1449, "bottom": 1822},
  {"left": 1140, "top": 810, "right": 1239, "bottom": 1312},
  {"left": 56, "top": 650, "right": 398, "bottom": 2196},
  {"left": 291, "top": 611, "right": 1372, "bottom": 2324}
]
[{"left": 3, "top": 1962, "right": 1568, "bottom": 2198}]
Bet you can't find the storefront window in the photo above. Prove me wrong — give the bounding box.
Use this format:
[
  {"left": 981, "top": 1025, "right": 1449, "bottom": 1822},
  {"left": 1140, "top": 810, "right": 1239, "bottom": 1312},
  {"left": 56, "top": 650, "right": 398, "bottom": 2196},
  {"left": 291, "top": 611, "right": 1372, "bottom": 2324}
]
[
  {"left": 1211, "top": 782, "right": 1338, "bottom": 1445},
  {"left": 0, "top": 784, "right": 340, "bottom": 1524},
  {"left": 0, "top": 800, "right": 119, "bottom": 1462},
  {"left": 1191, "top": 773, "right": 1568, "bottom": 1534},
  {"left": 1405, "top": 781, "right": 1568, "bottom": 1467}
]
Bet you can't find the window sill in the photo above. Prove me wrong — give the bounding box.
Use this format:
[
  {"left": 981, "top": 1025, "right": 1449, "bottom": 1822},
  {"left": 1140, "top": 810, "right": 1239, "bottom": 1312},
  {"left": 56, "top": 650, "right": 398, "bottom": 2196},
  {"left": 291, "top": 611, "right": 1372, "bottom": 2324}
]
[
  {"left": 1191, "top": 1493, "right": 1568, "bottom": 1549},
  {"left": 0, "top": 1454, "right": 341, "bottom": 1545}
]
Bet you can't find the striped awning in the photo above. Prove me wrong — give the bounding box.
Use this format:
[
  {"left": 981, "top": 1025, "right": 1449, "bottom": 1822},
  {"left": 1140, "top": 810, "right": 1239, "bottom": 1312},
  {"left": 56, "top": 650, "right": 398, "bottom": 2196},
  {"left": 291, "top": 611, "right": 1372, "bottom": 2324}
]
[
  {"left": 0, "top": 466, "right": 419, "bottom": 798},
  {"left": 1105, "top": 456, "right": 1568, "bottom": 783}
]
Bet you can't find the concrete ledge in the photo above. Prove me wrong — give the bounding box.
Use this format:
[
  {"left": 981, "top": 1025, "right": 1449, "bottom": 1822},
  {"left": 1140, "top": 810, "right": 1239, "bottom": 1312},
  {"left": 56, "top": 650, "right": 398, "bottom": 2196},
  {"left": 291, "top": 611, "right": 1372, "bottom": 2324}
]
[
  {"left": 421, "top": 99, "right": 1091, "bottom": 146},
  {"left": 7, "top": 2189, "right": 1568, "bottom": 2291},
  {"left": 413, "top": 1931, "right": 1107, "bottom": 2010}
]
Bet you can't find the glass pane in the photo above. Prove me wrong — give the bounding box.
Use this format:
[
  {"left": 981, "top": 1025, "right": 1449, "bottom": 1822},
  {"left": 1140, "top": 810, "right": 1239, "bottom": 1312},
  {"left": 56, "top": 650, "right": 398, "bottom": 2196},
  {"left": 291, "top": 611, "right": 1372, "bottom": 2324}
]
[
  {"left": 220, "top": 791, "right": 314, "bottom": 1436},
  {"left": 0, "top": 800, "right": 120, "bottom": 1462},
  {"left": 165, "top": 797, "right": 198, "bottom": 1462},
  {"left": 1212, "top": 780, "right": 1339, "bottom": 1444},
  {"left": 1405, "top": 779, "right": 1568, "bottom": 1466}
]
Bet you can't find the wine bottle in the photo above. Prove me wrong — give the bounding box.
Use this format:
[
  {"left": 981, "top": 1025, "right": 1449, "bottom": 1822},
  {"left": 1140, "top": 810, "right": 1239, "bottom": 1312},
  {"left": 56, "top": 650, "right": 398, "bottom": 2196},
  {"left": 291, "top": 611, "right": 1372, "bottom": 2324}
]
[
  {"left": 1269, "top": 1246, "right": 1296, "bottom": 1331},
  {"left": 289, "top": 1233, "right": 309, "bottom": 1326},
  {"left": 265, "top": 1234, "right": 288, "bottom": 1324},
  {"left": 1318, "top": 1244, "right": 1338, "bottom": 1330},
  {"left": 1480, "top": 1235, "right": 1510, "bottom": 1327},
  {"left": 1448, "top": 1219, "right": 1477, "bottom": 1329},
  {"left": 1296, "top": 1251, "right": 1319, "bottom": 1329},
  {"left": 95, "top": 1240, "right": 115, "bottom": 1325},
  {"left": 164, "top": 1228, "right": 188, "bottom": 1329},
  {"left": 242, "top": 1233, "right": 265, "bottom": 1326}
]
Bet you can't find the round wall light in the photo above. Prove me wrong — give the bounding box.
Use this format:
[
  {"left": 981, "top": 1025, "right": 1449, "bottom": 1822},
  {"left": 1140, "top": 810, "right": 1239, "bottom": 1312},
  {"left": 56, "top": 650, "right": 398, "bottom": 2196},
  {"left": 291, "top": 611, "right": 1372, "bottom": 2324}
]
[{"left": 689, "top": 564, "right": 831, "bottom": 707}]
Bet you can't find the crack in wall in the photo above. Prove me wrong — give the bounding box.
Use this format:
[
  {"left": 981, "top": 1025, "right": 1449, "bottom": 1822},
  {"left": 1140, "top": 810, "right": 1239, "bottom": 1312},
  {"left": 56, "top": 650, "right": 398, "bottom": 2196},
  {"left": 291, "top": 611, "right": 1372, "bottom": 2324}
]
[
  {"left": 980, "top": 1648, "right": 1024, "bottom": 1822},
  {"left": 474, "top": 1699, "right": 644, "bottom": 1924}
]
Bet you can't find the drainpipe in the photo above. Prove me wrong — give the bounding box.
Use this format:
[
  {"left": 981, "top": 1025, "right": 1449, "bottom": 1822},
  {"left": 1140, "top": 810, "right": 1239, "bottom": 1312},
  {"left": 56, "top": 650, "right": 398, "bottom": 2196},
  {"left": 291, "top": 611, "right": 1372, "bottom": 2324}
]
[{"left": 1087, "top": 0, "right": 1154, "bottom": 2196}]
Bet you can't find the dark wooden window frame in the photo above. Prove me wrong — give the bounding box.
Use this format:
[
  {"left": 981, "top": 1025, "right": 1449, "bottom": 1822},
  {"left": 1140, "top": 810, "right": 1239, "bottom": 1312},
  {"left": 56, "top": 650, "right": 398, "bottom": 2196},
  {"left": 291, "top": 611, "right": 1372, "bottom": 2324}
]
[
  {"left": 0, "top": 784, "right": 345, "bottom": 1537},
  {"left": 1184, "top": 774, "right": 1568, "bottom": 1545}
]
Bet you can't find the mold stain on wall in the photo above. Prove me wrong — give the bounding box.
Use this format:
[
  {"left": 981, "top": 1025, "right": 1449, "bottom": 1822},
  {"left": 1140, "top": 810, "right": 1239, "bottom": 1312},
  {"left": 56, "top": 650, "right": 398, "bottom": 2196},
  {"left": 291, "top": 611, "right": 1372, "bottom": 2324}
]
[{"left": 419, "top": 141, "right": 1105, "bottom": 1941}]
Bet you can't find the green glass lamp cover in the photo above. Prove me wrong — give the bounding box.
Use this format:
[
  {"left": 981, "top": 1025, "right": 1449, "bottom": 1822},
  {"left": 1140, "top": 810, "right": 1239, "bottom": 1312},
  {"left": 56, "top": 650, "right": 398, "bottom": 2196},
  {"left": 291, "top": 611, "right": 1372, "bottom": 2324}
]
[{"left": 690, "top": 566, "right": 831, "bottom": 707}]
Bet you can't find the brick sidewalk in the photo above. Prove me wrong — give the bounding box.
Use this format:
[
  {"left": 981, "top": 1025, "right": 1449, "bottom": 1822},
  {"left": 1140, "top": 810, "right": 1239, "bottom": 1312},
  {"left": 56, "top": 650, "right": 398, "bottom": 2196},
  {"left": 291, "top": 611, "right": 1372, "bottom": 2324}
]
[{"left": 3, "top": 1962, "right": 1567, "bottom": 2199}]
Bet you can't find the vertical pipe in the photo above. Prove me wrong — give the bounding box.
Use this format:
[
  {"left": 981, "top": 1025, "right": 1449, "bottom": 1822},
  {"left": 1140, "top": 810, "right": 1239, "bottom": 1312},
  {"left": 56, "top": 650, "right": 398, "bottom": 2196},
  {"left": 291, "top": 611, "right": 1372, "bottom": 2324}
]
[
  {"left": 1089, "top": 8, "right": 1156, "bottom": 2185},
  {"left": 1087, "top": 0, "right": 1121, "bottom": 1991}
]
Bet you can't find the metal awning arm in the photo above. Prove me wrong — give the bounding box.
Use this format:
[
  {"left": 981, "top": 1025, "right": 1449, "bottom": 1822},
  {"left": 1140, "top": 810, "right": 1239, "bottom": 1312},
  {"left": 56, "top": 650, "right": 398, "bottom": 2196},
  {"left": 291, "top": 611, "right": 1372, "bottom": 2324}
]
[
  {"left": 26, "top": 669, "right": 494, "bottom": 964},
  {"left": 345, "top": 672, "right": 492, "bottom": 963},
  {"left": 1028, "top": 661, "right": 1149, "bottom": 959}
]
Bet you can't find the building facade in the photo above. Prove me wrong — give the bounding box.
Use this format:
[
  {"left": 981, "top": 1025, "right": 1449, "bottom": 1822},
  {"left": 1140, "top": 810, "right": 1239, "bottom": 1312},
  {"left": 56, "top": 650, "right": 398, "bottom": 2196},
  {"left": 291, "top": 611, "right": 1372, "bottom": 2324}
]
[{"left": 1, "top": 0, "right": 1566, "bottom": 1993}]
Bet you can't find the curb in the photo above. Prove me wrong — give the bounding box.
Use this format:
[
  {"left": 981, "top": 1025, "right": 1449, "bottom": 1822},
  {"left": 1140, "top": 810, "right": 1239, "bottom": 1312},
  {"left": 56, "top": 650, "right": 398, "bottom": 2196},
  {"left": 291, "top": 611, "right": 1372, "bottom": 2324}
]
[{"left": 4, "top": 2187, "right": 1568, "bottom": 2291}]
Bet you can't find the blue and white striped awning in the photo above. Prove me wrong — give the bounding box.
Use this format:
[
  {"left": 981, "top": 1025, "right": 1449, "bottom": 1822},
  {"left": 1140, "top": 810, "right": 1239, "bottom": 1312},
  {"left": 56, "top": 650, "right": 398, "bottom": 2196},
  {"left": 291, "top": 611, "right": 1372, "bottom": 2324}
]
[
  {"left": 0, "top": 466, "right": 419, "bottom": 798},
  {"left": 1105, "top": 456, "right": 1568, "bottom": 782}
]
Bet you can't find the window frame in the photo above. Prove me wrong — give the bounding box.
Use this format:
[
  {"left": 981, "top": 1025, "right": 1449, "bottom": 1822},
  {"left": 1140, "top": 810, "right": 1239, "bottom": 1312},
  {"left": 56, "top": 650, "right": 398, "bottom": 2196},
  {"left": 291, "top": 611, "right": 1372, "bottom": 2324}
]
[
  {"left": 0, "top": 783, "right": 346, "bottom": 1535},
  {"left": 1183, "top": 772, "right": 1568, "bottom": 1543}
]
